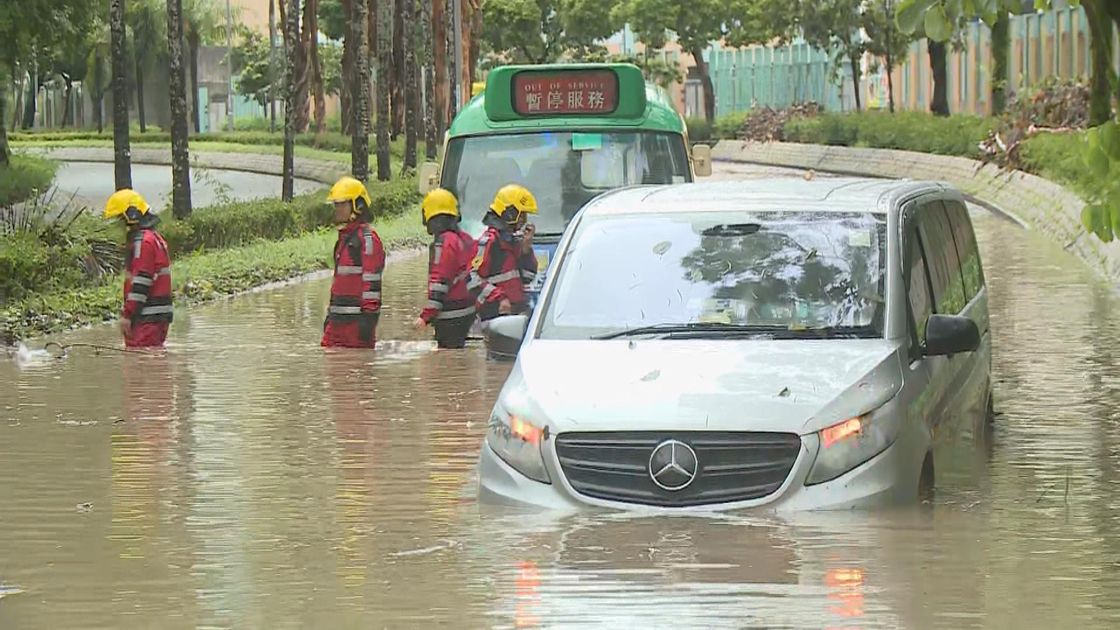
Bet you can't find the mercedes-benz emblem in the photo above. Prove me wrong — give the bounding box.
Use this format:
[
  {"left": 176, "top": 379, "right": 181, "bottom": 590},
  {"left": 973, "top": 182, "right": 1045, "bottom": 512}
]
[{"left": 648, "top": 439, "right": 699, "bottom": 491}]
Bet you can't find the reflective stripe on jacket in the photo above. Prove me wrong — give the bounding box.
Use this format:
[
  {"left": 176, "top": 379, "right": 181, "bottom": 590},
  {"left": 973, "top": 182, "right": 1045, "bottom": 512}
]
[
  {"left": 123, "top": 228, "right": 173, "bottom": 325},
  {"left": 421, "top": 228, "right": 479, "bottom": 323}
]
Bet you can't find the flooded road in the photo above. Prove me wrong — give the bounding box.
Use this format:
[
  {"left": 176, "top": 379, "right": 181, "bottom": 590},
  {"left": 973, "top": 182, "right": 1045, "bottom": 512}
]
[{"left": 2, "top": 164, "right": 1120, "bottom": 628}]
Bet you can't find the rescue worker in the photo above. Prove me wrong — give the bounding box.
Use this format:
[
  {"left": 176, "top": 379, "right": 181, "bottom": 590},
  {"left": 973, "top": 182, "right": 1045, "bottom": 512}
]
[
  {"left": 103, "top": 189, "right": 173, "bottom": 348},
  {"left": 474, "top": 184, "right": 539, "bottom": 322},
  {"left": 412, "top": 189, "right": 479, "bottom": 349},
  {"left": 321, "top": 176, "right": 385, "bottom": 348}
]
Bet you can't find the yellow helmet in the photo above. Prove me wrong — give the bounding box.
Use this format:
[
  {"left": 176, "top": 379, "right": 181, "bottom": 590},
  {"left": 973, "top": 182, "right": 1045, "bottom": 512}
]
[
  {"left": 422, "top": 188, "right": 459, "bottom": 224},
  {"left": 327, "top": 176, "right": 372, "bottom": 220},
  {"left": 103, "top": 189, "right": 151, "bottom": 222},
  {"left": 489, "top": 184, "right": 538, "bottom": 216}
]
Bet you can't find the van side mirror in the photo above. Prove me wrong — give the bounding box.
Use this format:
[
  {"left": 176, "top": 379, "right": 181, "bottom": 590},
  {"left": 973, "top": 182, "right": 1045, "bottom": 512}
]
[
  {"left": 924, "top": 314, "right": 980, "bottom": 357},
  {"left": 692, "top": 144, "right": 713, "bottom": 177},
  {"left": 418, "top": 162, "right": 440, "bottom": 194},
  {"left": 485, "top": 314, "right": 529, "bottom": 360}
]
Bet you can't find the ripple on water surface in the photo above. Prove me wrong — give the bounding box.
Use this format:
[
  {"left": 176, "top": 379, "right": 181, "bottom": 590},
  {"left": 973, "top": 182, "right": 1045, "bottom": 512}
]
[{"left": 2, "top": 198, "right": 1120, "bottom": 628}]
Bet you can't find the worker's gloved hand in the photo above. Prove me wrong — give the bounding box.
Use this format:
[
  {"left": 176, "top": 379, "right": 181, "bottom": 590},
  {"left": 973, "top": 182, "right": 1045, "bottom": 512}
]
[
  {"left": 119, "top": 319, "right": 132, "bottom": 339},
  {"left": 413, "top": 317, "right": 429, "bottom": 331},
  {"left": 499, "top": 299, "right": 512, "bottom": 315}
]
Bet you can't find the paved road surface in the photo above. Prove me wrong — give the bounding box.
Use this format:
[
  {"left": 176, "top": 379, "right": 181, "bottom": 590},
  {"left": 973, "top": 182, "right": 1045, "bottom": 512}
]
[{"left": 53, "top": 162, "right": 321, "bottom": 210}]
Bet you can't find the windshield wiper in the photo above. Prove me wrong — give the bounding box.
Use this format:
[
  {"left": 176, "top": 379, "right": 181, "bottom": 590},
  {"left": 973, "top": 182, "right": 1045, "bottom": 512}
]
[{"left": 593, "top": 323, "right": 795, "bottom": 340}]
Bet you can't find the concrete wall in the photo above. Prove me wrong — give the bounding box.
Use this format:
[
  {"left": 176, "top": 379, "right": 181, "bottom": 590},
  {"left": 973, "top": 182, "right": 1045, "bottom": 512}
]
[{"left": 713, "top": 140, "right": 1120, "bottom": 285}]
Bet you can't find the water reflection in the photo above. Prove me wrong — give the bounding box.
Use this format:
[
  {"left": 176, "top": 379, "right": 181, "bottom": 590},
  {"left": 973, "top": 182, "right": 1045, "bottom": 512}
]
[{"left": 2, "top": 196, "right": 1120, "bottom": 627}]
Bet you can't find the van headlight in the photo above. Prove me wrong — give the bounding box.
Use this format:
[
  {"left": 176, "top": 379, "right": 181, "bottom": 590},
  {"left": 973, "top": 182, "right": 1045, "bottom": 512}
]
[
  {"left": 806, "top": 410, "right": 898, "bottom": 485},
  {"left": 486, "top": 405, "right": 551, "bottom": 484}
]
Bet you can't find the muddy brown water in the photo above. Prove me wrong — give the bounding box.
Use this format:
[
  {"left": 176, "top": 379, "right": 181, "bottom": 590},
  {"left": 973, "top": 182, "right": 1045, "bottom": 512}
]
[{"left": 2, "top": 164, "right": 1119, "bottom": 628}]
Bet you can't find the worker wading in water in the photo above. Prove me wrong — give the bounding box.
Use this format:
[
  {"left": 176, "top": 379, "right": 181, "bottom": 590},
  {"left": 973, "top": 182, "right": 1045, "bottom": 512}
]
[
  {"left": 413, "top": 188, "right": 479, "bottom": 348},
  {"left": 473, "top": 184, "right": 539, "bottom": 323},
  {"left": 322, "top": 177, "right": 385, "bottom": 349},
  {"left": 103, "top": 189, "right": 173, "bottom": 348}
]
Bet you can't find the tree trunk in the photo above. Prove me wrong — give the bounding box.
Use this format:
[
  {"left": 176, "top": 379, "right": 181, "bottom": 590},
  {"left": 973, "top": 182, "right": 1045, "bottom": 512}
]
[
  {"left": 11, "top": 66, "right": 25, "bottom": 132},
  {"left": 422, "top": 0, "right": 437, "bottom": 160},
  {"left": 135, "top": 55, "right": 147, "bottom": 132},
  {"left": 445, "top": 0, "right": 457, "bottom": 119},
  {"left": 376, "top": 0, "right": 392, "bottom": 180},
  {"left": 432, "top": 0, "right": 447, "bottom": 137},
  {"left": 991, "top": 11, "right": 1009, "bottom": 115},
  {"left": 690, "top": 45, "right": 715, "bottom": 122},
  {"left": 189, "top": 33, "right": 201, "bottom": 132},
  {"left": 351, "top": 0, "right": 370, "bottom": 180},
  {"left": 468, "top": 0, "right": 481, "bottom": 86},
  {"left": 340, "top": 0, "right": 354, "bottom": 135},
  {"left": 306, "top": 0, "right": 326, "bottom": 135},
  {"left": 62, "top": 80, "right": 75, "bottom": 127},
  {"left": 1085, "top": 0, "right": 1114, "bottom": 126},
  {"left": 111, "top": 0, "right": 133, "bottom": 189},
  {"left": 21, "top": 61, "right": 37, "bottom": 130},
  {"left": 885, "top": 53, "right": 895, "bottom": 114},
  {"left": 928, "top": 39, "right": 949, "bottom": 117},
  {"left": 284, "top": 0, "right": 300, "bottom": 199},
  {"left": 0, "top": 68, "right": 9, "bottom": 165},
  {"left": 402, "top": 0, "right": 418, "bottom": 172},
  {"left": 294, "top": 0, "right": 312, "bottom": 133},
  {"left": 849, "top": 51, "right": 862, "bottom": 112},
  {"left": 94, "top": 56, "right": 105, "bottom": 133},
  {"left": 269, "top": 0, "right": 277, "bottom": 132},
  {"left": 167, "top": 0, "right": 193, "bottom": 217},
  {"left": 391, "top": 0, "right": 405, "bottom": 140}
]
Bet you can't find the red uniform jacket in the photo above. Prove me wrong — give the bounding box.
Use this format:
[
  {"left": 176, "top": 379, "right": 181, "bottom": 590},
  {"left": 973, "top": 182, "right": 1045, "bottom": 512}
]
[
  {"left": 474, "top": 217, "right": 537, "bottom": 321},
  {"left": 123, "top": 227, "right": 173, "bottom": 326},
  {"left": 322, "top": 221, "right": 385, "bottom": 348},
  {"left": 421, "top": 228, "right": 479, "bottom": 323}
]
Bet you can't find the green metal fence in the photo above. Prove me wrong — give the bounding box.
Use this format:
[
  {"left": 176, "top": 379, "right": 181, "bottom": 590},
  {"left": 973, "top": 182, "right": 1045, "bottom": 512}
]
[{"left": 706, "top": 4, "right": 1118, "bottom": 118}]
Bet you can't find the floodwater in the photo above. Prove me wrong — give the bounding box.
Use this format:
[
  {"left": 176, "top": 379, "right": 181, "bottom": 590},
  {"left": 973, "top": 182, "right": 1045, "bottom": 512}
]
[{"left": 2, "top": 163, "right": 1120, "bottom": 628}]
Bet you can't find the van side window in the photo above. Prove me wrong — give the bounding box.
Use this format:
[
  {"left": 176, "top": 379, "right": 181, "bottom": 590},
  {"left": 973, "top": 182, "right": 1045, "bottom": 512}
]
[
  {"left": 945, "top": 201, "right": 984, "bottom": 300},
  {"left": 906, "top": 229, "right": 934, "bottom": 344},
  {"left": 917, "top": 201, "right": 967, "bottom": 315}
]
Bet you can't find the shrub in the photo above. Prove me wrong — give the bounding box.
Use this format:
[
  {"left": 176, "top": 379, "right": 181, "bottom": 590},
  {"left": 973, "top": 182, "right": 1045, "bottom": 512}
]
[
  {"left": 685, "top": 117, "right": 712, "bottom": 144},
  {"left": 0, "top": 155, "right": 59, "bottom": 206},
  {"left": 160, "top": 175, "right": 419, "bottom": 255},
  {"left": 782, "top": 111, "right": 993, "bottom": 158},
  {"left": 712, "top": 111, "right": 750, "bottom": 140}
]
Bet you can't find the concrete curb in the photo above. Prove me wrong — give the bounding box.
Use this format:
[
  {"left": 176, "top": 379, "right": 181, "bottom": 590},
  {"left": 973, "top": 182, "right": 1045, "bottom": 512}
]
[
  {"left": 21, "top": 146, "right": 347, "bottom": 185},
  {"left": 713, "top": 141, "right": 1120, "bottom": 285}
]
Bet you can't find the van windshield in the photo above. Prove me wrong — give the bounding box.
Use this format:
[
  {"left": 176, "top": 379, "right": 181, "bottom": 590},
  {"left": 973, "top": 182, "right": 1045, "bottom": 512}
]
[
  {"left": 441, "top": 131, "right": 691, "bottom": 237},
  {"left": 538, "top": 211, "right": 888, "bottom": 340}
]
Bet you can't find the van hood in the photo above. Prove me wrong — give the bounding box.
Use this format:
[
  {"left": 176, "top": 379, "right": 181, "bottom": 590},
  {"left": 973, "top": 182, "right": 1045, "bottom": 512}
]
[{"left": 501, "top": 339, "right": 904, "bottom": 435}]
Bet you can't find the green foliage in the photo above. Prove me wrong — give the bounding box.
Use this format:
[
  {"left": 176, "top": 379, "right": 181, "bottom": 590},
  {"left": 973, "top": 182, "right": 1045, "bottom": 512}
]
[
  {"left": 0, "top": 155, "right": 58, "bottom": 206},
  {"left": 480, "top": 0, "right": 621, "bottom": 63},
  {"left": 713, "top": 111, "right": 750, "bottom": 140},
  {"left": 896, "top": 0, "right": 1076, "bottom": 39},
  {"left": 685, "top": 117, "right": 712, "bottom": 143},
  {"left": 162, "top": 176, "right": 419, "bottom": 254},
  {"left": 783, "top": 111, "right": 994, "bottom": 157}
]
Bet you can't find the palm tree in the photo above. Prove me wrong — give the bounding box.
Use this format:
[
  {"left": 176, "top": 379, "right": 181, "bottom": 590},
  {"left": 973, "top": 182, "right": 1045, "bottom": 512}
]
[
  {"left": 304, "top": 0, "right": 326, "bottom": 134},
  {"left": 422, "top": 0, "right": 436, "bottom": 160},
  {"left": 350, "top": 0, "right": 369, "bottom": 180},
  {"left": 167, "top": 0, "right": 193, "bottom": 216},
  {"left": 283, "top": 0, "right": 300, "bottom": 199},
  {"left": 127, "top": 0, "right": 166, "bottom": 133},
  {"left": 183, "top": 0, "right": 223, "bottom": 133},
  {"left": 401, "top": 0, "right": 417, "bottom": 172},
  {"left": 376, "top": 0, "right": 391, "bottom": 180},
  {"left": 110, "top": 0, "right": 132, "bottom": 189}
]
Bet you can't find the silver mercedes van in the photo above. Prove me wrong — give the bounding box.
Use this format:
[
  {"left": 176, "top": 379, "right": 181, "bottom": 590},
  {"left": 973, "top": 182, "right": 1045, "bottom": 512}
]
[{"left": 479, "top": 178, "right": 992, "bottom": 511}]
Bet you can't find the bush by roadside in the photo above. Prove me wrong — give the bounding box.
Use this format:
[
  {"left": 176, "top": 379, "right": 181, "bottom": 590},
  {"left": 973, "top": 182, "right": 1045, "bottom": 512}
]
[
  {"left": 160, "top": 176, "right": 418, "bottom": 253},
  {"left": 1, "top": 211, "right": 428, "bottom": 340},
  {"left": 0, "top": 155, "right": 59, "bottom": 206},
  {"left": 782, "top": 111, "right": 994, "bottom": 158}
]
